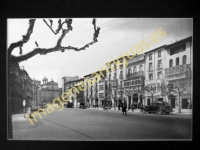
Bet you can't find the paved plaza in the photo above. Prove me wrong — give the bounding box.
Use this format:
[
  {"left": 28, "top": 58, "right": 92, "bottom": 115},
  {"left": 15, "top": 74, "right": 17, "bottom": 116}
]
[{"left": 12, "top": 107, "right": 192, "bottom": 140}]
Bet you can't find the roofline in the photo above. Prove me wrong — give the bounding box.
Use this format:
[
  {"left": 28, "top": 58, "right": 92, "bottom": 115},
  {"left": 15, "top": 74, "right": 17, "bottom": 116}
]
[
  {"left": 105, "top": 55, "right": 135, "bottom": 65},
  {"left": 144, "top": 45, "right": 166, "bottom": 54},
  {"left": 165, "top": 36, "right": 192, "bottom": 48}
]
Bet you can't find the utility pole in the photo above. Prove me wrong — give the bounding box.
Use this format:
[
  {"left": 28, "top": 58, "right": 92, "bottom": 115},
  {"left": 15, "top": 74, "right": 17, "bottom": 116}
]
[{"left": 141, "top": 34, "right": 143, "bottom": 54}]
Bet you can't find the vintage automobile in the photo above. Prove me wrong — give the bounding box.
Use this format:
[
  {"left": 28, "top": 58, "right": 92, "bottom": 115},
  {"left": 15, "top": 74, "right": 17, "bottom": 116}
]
[
  {"left": 141, "top": 101, "right": 173, "bottom": 115},
  {"left": 79, "top": 103, "right": 87, "bottom": 109}
]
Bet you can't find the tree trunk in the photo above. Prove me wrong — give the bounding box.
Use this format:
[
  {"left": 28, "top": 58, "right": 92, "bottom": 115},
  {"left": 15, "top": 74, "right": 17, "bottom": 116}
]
[
  {"left": 178, "top": 92, "right": 181, "bottom": 113},
  {"left": 8, "top": 62, "right": 13, "bottom": 139}
]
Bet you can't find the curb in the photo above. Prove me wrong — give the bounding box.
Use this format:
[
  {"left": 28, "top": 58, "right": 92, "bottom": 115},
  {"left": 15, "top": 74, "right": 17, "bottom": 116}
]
[{"left": 87, "top": 108, "right": 192, "bottom": 115}]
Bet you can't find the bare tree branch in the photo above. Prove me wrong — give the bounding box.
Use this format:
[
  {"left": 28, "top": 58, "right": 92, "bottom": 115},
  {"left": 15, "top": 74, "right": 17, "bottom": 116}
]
[
  {"left": 8, "top": 19, "right": 36, "bottom": 56},
  {"left": 9, "top": 18, "right": 100, "bottom": 63},
  {"left": 43, "top": 19, "right": 66, "bottom": 35}
]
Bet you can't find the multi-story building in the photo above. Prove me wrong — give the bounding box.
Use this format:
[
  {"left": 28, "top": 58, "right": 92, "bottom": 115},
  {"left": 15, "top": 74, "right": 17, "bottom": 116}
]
[
  {"left": 98, "top": 70, "right": 107, "bottom": 107},
  {"left": 164, "top": 36, "right": 192, "bottom": 111},
  {"left": 20, "top": 68, "right": 33, "bottom": 108},
  {"left": 83, "top": 72, "right": 100, "bottom": 107},
  {"left": 144, "top": 45, "right": 166, "bottom": 105},
  {"left": 124, "top": 54, "right": 145, "bottom": 108},
  {"left": 9, "top": 62, "right": 24, "bottom": 113},
  {"left": 62, "top": 76, "right": 79, "bottom": 107},
  {"left": 105, "top": 55, "right": 131, "bottom": 109},
  {"left": 32, "top": 79, "right": 41, "bottom": 107},
  {"left": 62, "top": 76, "right": 79, "bottom": 94},
  {"left": 38, "top": 77, "right": 62, "bottom": 106}
]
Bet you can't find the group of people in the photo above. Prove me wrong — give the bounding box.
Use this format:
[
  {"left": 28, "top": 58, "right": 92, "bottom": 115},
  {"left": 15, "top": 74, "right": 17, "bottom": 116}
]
[{"left": 119, "top": 100, "right": 143, "bottom": 116}]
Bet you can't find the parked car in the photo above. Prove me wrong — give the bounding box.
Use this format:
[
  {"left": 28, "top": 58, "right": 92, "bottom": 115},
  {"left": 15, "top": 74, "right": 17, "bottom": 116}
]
[
  {"left": 67, "top": 102, "right": 74, "bottom": 108},
  {"left": 79, "top": 103, "right": 87, "bottom": 109},
  {"left": 141, "top": 101, "right": 173, "bottom": 115}
]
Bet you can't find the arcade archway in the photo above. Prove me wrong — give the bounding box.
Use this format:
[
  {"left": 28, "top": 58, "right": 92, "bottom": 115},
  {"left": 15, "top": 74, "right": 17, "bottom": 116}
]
[{"left": 132, "top": 93, "right": 138, "bottom": 108}]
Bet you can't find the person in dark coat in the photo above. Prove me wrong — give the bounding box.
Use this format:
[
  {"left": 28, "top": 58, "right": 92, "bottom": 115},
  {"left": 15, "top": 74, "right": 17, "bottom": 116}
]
[
  {"left": 122, "top": 100, "right": 127, "bottom": 115},
  {"left": 118, "top": 103, "right": 120, "bottom": 110},
  {"left": 131, "top": 103, "right": 134, "bottom": 112}
]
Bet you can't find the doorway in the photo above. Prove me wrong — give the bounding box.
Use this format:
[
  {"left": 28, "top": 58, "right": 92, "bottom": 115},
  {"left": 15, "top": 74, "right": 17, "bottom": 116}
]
[
  {"left": 182, "top": 98, "right": 188, "bottom": 109},
  {"left": 132, "top": 93, "right": 138, "bottom": 108},
  {"left": 147, "top": 99, "right": 150, "bottom": 105},
  {"left": 171, "top": 98, "right": 175, "bottom": 108}
]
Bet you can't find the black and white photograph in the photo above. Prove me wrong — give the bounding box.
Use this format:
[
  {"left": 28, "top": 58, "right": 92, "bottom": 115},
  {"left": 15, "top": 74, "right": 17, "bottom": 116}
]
[{"left": 7, "top": 18, "right": 192, "bottom": 141}]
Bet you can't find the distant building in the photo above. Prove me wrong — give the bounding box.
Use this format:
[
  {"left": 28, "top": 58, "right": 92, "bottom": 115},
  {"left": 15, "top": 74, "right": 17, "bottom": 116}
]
[
  {"left": 32, "top": 79, "right": 41, "bottom": 107},
  {"left": 38, "top": 77, "right": 62, "bottom": 106},
  {"left": 62, "top": 76, "right": 79, "bottom": 93}
]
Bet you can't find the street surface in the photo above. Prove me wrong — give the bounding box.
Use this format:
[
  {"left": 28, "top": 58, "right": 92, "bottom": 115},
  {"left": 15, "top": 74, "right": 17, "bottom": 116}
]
[{"left": 12, "top": 107, "right": 192, "bottom": 140}]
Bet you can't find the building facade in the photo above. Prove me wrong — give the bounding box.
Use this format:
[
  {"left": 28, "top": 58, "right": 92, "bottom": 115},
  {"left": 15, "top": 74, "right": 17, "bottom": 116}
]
[
  {"left": 32, "top": 79, "right": 41, "bottom": 108},
  {"left": 10, "top": 62, "right": 24, "bottom": 113},
  {"left": 38, "top": 77, "right": 62, "bottom": 106},
  {"left": 144, "top": 45, "right": 167, "bottom": 105},
  {"left": 105, "top": 55, "right": 131, "bottom": 109},
  {"left": 20, "top": 69, "right": 33, "bottom": 108},
  {"left": 124, "top": 54, "right": 145, "bottom": 108},
  {"left": 164, "top": 36, "right": 192, "bottom": 111}
]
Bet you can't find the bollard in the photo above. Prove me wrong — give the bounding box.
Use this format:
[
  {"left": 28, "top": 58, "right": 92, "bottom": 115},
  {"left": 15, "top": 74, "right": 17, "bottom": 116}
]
[{"left": 27, "top": 107, "right": 32, "bottom": 118}]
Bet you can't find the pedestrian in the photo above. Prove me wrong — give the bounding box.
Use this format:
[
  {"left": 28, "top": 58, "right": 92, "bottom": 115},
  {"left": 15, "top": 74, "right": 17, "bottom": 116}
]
[
  {"left": 96, "top": 103, "right": 98, "bottom": 109},
  {"left": 122, "top": 100, "right": 127, "bottom": 115},
  {"left": 138, "top": 102, "right": 141, "bottom": 109},
  {"left": 131, "top": 103, "right": 134, "bottom": 112},
  {"left": 140, "top": 103, "right": 143, "bottom": 111},
  {"left": 118, "top": 104, "right": 120, "bottom": 110}
]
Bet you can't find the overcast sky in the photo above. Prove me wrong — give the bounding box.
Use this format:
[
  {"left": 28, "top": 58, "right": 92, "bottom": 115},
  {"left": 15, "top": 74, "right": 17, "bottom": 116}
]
[{"left": 7, "top": 18, "right": 192, "bottom": 87}]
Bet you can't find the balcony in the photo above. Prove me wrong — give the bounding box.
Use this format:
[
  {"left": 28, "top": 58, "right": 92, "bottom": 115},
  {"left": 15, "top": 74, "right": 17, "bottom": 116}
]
[
  {"left": 145, "top": 79, "right": 163, "bottom": 85},
  {"left": 113, "top": 76, "right": 117, "bottom": 80},
  {"left": 126, "top": 71, "right": 144, "bottom": 80},
  {"left": 128, "top": 55, "right": 145, "bottom": 64},
  {"left": 165, "top": 64, "right": 188, "bottom": 81},
  {"left": 147, "top": 66, "right": 153, "bottom": 72},
  {"left": 157, "top": 64, "right": 163, "bottom": 70},
  {"left": 119, "top": 74, "right": 123, "bottom": 80}
]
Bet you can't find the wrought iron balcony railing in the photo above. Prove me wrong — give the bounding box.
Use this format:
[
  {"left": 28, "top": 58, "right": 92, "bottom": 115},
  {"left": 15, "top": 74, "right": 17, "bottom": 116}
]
[{"left": 126, "top": 71, "right": 144, "bottom": 80}]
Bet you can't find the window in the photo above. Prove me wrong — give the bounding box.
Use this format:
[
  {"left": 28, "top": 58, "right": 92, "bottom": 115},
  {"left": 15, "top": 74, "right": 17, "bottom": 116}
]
[
  {"left": 133, "top": 67, "right": 137, "bottom": 72},
  {"left": 135, "top": 80, "right": 137, "bottom": 85},
  {"left": 158, "top": 72, "right": 162, "bottom": 79},
  {"left": 149, "top": 73, "right": 153, "bottom": 80},
  {"left": 139, "top": 65, "right": 143, "bottom": 71},
  {"left": 158, "top": 50, "right": 161, "bottom": 57},
  {"left": 158, "top": 60, "right": 162, "bottom": 68},
  {"left": 132, "top": 80, "right": 134, "bottom": 85},
  {"left": 149, "top": 53, "right": 152, "bottom": 60},
  {"left": 128, "top": 68, "right": 132, "bottom": 76},
  {"left": 183, "top": 55, "right": 186, "bottom": 64},
  {"left": 137, "top": 79, "right": 141, "bottom": 85},
  {"left": 149, "top": 63, "right": 152, "bottom": 71},
  {"left": 176, "top": 57, "right": 179, "bottom": 66},
  {"left": 169, "top": 59, "right": 173, "bottom": 67}
]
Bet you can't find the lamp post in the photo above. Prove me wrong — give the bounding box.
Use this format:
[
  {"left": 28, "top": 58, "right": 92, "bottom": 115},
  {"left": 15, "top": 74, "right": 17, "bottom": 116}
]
[{"left": 23, "top": 100, "right": 26, "bottom": 118}]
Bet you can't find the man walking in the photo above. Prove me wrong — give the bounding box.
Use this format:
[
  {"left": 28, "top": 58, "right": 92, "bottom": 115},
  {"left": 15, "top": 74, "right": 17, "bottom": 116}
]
[
  {"left": 131, "top": 103, "right": 134, "bottom": 112},
  {"left": 122, "top": 100, "right": 127, "bottom": 115}
]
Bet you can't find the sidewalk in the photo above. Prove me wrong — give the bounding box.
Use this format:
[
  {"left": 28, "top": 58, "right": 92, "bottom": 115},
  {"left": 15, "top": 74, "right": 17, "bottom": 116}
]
[
  {"left": 87, "top": 107, "right": 192, "bottom": 115},
  {"left": 12, "top": 113, "right": 46, "bottom": 133},
  {"left": 87, "top": 107, "right": 142, "bottom": 113}
]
